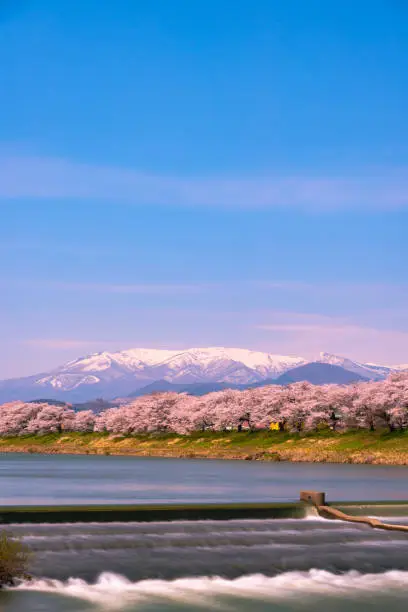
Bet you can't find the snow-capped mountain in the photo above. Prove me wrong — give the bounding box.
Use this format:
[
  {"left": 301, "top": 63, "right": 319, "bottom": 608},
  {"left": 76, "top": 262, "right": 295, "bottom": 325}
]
[
  {"left": 140, "top": 347, "right": 307, "bottom": 384},
  {"left": 317, "top": 352, "right": 395, "bottom": 381},
  {"left": 0, "top": 347, "right": 407, "bottom": 403}
]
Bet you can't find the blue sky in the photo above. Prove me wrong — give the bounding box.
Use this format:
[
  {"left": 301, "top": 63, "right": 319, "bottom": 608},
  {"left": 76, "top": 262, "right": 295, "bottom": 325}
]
[{"left": 1, "top": 0, "right": 408, "bottom": 377}]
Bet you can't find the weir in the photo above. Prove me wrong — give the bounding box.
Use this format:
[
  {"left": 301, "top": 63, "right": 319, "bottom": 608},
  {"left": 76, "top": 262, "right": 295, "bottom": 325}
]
[
  {"left": 1, "top": 494, "right": 408, "bottom": 524},
  {"left": 301, "top": 490, "right": 408, "bottom": 532},
  {"left": 0, "top": 502, "right": 305, "bottom": 524}
]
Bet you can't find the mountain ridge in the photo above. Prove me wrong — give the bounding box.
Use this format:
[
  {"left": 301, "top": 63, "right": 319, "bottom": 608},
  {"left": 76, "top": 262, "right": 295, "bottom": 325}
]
[
  {"left": 0, "top": 346, "right": 406, "bottom": 403},
  {"left": 274, "top": 362, "right": 367, "bottom": 385}
]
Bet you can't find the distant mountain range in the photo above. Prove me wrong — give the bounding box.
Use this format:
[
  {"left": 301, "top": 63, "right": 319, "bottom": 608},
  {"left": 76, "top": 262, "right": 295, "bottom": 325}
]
[
  {"left": 128, "top": 363, "right": 366, "bottom": 397},
  {"left": 274, "top": 362, "right": 367, "bottom": 385},
  {"left": 0, "top": 347, "right": 407, "bottom": 403}
]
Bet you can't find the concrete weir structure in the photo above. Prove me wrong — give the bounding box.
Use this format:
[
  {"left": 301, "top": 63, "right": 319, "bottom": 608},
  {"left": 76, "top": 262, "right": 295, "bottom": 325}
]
[
  {"left": 0, "top": 493, "right": 407, "bottom": 525},
  {"left": 301, "top": 490, "right": 408, "bottom": 532},
  {"left": 0, "top": 502, "right": 305, "bottom": 524}
]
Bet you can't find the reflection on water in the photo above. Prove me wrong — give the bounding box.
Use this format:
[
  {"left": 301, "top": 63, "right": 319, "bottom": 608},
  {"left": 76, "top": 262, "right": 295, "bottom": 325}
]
[{"left": 1, "top": 453, "right": 408, "bottom": 505}]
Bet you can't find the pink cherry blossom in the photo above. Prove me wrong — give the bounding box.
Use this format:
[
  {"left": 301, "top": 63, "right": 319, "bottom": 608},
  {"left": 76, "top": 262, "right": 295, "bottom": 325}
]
[{"left": 0, "top": 373, "right": 407, "bottom": 436}]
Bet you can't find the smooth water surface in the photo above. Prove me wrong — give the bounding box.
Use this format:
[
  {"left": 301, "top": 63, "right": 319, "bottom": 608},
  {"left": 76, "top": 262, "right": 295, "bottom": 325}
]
[{"left": 1, "top": 453, "right": 408, "bottom": 505}]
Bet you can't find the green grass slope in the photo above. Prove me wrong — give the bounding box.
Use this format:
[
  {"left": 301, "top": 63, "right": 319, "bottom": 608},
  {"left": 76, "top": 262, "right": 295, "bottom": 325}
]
[{"left": 1, "top": 430, "right": 408, "bottom": 464}]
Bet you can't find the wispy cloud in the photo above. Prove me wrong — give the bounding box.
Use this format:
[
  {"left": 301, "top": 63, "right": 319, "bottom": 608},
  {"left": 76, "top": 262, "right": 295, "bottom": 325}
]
[
  {"left": 0, "top": 240, "right": 117, "bottom": 257},
  {"left": 1, "top": 154, "right": 408, "bottom": 210},
  {"left": 48, "top": 281, "right": 206, "bottom": 295},
  {"left": 22, "top": 339, "right": 107, "bottom": 350},
  {"left": 4, "top": 277, "right": 408, "bottom": 309},
  {"left": 5, "top": 279, "right": 207, "bottom": 295},
  {"left": 256, "top": 280, "right": 408, "bottom": 293},
  {"left": 254, "top": 280, "right": 408, "bottom": 314},
  {"left": 255, "top": 310, "right": 408, "bottom": 336},
  {"left": 255, "top": 312, "right": 408, "bottom": 364},
  {"left": 15, "top": 310, "right": 408, "bottom": 365}
]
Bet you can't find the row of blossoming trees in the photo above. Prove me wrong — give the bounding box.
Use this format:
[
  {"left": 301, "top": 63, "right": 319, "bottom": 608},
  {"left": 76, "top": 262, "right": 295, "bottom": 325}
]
[{"left": 0, "top": 373, "right": 408, "bottom": 437}]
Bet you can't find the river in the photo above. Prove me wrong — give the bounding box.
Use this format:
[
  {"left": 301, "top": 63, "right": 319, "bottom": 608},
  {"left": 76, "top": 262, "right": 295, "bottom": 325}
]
[
  {"left": 1, "top": 453, "right": 408, "bottom": 611},
  {"left": 1, "top": 453, "right": 408, "bottom": 505}
]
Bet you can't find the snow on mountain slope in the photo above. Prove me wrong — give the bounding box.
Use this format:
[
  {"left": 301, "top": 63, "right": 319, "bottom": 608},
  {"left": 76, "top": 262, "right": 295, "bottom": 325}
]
[
  {"left": 0, "top": 347, "right": 407, "bottom": 403},
  {"left": 365, "top": 361, "right": 408, "bottom": 373},
  {"left": 318, "top": 352, "right": 399, "bottom": 380},
  {"left": 56, "top": 347, "right": 307, "bottom": 385},
  {"left": 61, "top": 349, "right": 180, "bottom": 374},
  {"left": 0, "top": 347, "right": 309, "bottom": 402},
  {"left": 36, "top": 374, "right": 100, "bottom": 390},
  {"left": 151, "top": 347, "right": 307, "bottom": 383}
]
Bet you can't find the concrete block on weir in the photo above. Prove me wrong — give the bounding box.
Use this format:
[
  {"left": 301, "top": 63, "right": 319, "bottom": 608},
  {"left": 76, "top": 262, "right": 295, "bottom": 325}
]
[{"left": 300, "top": 491, "right": 326, "bottom": 506}]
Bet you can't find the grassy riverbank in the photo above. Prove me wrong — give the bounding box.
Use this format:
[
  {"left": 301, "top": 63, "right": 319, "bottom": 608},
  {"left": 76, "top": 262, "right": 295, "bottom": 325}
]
[{"left": 1, "top": 430, "right": 408, "bottom": 464}]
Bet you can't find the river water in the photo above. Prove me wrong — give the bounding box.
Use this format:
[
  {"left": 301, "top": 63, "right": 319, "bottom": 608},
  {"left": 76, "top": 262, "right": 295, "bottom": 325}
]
[
  {"left": 1, "top": 453, "right": 408, "bottom": 611},
  {"left": 2, "top": 453, "right": 408, "bottom": 505}
]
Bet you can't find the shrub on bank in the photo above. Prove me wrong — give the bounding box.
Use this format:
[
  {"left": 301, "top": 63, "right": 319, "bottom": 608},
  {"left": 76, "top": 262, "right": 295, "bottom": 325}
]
[{"left": 0, "top": 531, "right": 30, "bottom": 587}]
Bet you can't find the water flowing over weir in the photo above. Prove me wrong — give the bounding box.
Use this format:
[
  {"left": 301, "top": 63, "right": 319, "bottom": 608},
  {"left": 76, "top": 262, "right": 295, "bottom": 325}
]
[
  {"left": 6, "top": 517, "right": 408, "bottom": 582},
  {"left": 4, "top": 517, "right": 408, "bottom": 612}
]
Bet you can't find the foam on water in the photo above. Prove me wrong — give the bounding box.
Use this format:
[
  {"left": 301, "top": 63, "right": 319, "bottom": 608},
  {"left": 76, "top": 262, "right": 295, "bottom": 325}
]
[
  {"left": 13, "top": 570, "right": 408, "bottom": 608},
  {"left": 7, "top": 516, "right": 408, "bottom": 584}
]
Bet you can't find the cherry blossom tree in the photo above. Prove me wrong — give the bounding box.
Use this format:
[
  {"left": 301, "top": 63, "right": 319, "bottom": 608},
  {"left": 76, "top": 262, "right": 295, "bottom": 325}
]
[
  {"left": 381, "top": 374, "right": 408, "bottom": 430},
  {"left": 0, "top": 402, "right": 40, "bottom": 436},
  {"left": 24, "top": 404, "right": 75, "bottom": 434},
  {"left": 168, "top": 393, "right": 199, "bottom": 434},
  {"left": 203, "top": 389, "right": 246, "bottom": 431},
  {"left": 279, "top": 382, "right": 315, "bottom": 432},
  {"left": 72, "top": 410, "right": 96, "bottom": 433},
  {"left": 0, "top": 373, "right": 407, "bottom": 436},
  {"left": 250, "top": 385, "right": 287, "bottom": 430}
]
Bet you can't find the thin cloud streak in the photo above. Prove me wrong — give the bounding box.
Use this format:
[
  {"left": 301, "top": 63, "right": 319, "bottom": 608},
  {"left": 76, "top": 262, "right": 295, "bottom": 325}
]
[
  {"left": 50, "top": 281, "right": 206, "bottom": 295},
  {"left": 22, "top": 339, "right": 107, "bottom": 350},
  {"left": 255, "top": 280, "right": 408, "bottom": 293},
  {"left": 255, "top": 310, "right": 408, "bottom": 338},
  {"left": 257, "top": 323, "right": 363, "bottom": 333},
  {"left": 3, "top": 277, "right": 408, "bottom": 302},
  {"left": 257, "top": 322, "right": 408, "bottom": 337},
  {"left": 14, "top": 310, "right": 408, "bottom": 367},
  {"left": 1, "top": 154, "right": 408, "bottom": 210},
  {"left": 255, "top": 312, "right": 408, "bottom": 364},
  {"left": 5, "top": 279, "right": 208, "bottom": 295}
]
